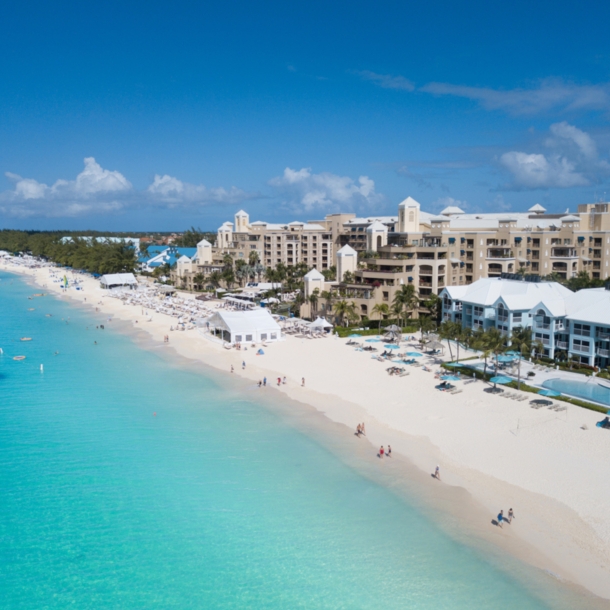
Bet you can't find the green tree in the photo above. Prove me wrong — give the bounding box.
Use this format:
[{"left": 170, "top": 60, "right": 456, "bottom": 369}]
[
  {"left": 393, "top": 284, "right": 419, "bottom": 326},
  {"left": 371, "top": 303, "right": 389, "bottom": 332}
]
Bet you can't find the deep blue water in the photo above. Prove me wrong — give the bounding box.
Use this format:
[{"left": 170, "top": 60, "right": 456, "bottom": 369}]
[{"left": 0, "top": 271, "right": 586, "bottom": 609}]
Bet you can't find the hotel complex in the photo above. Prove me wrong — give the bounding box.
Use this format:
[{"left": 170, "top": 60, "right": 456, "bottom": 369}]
[
  {"left": 163, "top": 197, "right": 610, "bottom": 318},
  {"left": 441, "top": 277, "right": 610, "bottom": 369}
]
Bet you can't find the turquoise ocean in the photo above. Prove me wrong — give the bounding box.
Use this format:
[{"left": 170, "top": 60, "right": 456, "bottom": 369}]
[{"left": 0, "top": 271, "right": 598, "bottom": 609}]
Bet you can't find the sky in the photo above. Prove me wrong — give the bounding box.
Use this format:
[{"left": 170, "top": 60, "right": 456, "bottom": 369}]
[{"left": 2, "top": 0, "right": 610, "bottom": 231}]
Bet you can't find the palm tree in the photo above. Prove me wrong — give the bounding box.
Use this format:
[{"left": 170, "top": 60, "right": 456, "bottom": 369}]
[
  {"left": 371, "top": 303, "right": 389, "bottom": 332},
  {"left": 207, "top": 271, "right": 222, "bottom": 289},
  {"left": 308, "top": 288, "right": 319, "bottom": 315},
  {"left": 320, "top": 290, "right": 333, "bottom": 315},
  {"left": 510, "top": 326, "right": 533, "bottom": 389},
  {"left": 391, "top": 301, "right": 404, "bottom": 327},
  {"left": 333, "top": 300, "right": 357, "bottom": 326},
  {"left": 393, "top": 284, "right": 418, "bottom": 327},
  {"left": 438, "top": 320, "right": 462, "bottom": 362},
  {"left": 480, "top": 327, "right": 507, "bottom": 375},
  {"left": 248, "top": 250, "right": 260, "bottom": 266},
  {"left": 193, "top": 273, "right": 205, "bottom": 291}
]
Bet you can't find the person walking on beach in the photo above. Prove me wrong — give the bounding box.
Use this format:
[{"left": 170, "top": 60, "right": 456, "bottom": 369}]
[
  {"left": 282, "top": 376, "right": 286, "bottom": 385},
  {"left": 361, "top": 423, "right": 366, "bottom": 436},
  {"left": 301, "top": 377, "right": 305, "bottom": 387},
  {"left": 379, "top": 446, "right": 385, "bottom": 459},
  {"left": 242, "top": 361, "right": 246, "bottom": 370},
  {"left": 231, "top": 365, "right": 234, "bottom": 373},
  {"left": 356, "top": 423, "right": 362, "bottom": 436},
  {"left": 508, "top": 508, "right": 515, "bottom": 524},
  {"left": 387, "top": 445, "right": 392, "bottom": 457},
  {"left": 277, "top": 377, "right": 281, "bottom": 386},
  {"left": 497, "top": 510, "right": 504, "bottom": 528},
  {"left": 263, "top": 377, "right": 267, "bottom": 387},
  {"left": 434, "top": 465, "right": 441, "bottom": 480}
]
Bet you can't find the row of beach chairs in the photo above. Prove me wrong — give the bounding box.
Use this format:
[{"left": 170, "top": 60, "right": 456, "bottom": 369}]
[{"left": 498, "top": 392, "right": 529, "bottom": 402}]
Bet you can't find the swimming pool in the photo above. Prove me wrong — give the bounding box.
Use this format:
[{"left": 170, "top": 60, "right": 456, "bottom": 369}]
[{"left": 542, "top": 378, "right": 610, "bottom": 407}]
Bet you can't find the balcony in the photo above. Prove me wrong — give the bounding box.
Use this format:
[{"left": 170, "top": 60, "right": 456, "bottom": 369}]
[
  {"left": 597, "top": 348, "right": 610, "bottom": 357},
  {"left": 556, "top": 341, "right": 568, "bottom": 349},
  {"left": 597, "top": 331, "right": 610, "bottom": 340},
  {"left": 550, "top": 248, "right": 577, "bottom": 258},
  {"left": 486, "top": 248, "right": 514, "bottom": 259}
]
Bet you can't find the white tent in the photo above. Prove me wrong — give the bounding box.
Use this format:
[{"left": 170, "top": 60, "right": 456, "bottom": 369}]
[
  {"left": 309, "top": 317, "right": 333, "bottom": 331},
  {"left": 205, "top": 309, "right": 282, "bottom": 344},
  {"left": 100, "top": 273, "right": 138, "bottom": 289}
]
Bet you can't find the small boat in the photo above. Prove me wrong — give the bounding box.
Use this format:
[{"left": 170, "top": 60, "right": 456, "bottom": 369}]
[
  {"left": 13, "top": 356, "right": 26, "bottom": 361},
  {"left": 20, "top": 337, "right": 32, "bottom": 342},
  {"left": 28, "top": 308, "right": 35, "bottom": 311}
]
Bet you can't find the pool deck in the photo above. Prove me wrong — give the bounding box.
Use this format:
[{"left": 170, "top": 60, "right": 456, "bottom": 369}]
[{"left": 458, "top": 357, "right": 610, "bottom": 407}]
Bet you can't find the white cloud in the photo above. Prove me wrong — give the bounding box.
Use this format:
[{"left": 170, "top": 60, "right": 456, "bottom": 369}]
[
  {"left": 147, "top": 174, "right": 253, "bottom": 206},
  {"left": 0, "top": 158, "right": 255, "bottom": 218},
  {"left": 358, "top": 71, "right": 610, "bottom": 115},
  {"left": 355, "top": 70, "right": 415, "bottom": 91},
  {"left": 500, "top": 152, "right": 588, "bottom": 189},
  {"left": 269, "top": 167, "right": 383, "bottom": 212},
  {"left": 499, "top": 122, "right": 610, "bottom": 190}
]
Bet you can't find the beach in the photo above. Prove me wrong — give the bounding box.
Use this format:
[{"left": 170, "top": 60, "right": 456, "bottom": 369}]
[{"left": 4, "top": 258, "right": 610, "bottom": 603}]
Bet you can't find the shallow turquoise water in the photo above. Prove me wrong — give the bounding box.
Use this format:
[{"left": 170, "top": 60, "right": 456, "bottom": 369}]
[
  {"left": 0, "top": 271, "right": 578, "bottom": 609},
  {"left": 543, "top": 378, "right": 610, "bottom": 407}
]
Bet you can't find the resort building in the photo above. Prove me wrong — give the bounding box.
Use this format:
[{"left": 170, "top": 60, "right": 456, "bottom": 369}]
[{"left": 440, "top": 277, "right": 610, "bottom": 368}]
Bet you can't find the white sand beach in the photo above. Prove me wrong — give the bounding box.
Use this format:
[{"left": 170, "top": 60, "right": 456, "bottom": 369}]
[{"left": 4, "top": 259, "right": 610, "bottom": 602}]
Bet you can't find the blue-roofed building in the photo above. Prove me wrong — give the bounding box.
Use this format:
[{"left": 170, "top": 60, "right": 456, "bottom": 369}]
[{"left": 140, "top": 246, "right": 197, "bottom": 271}]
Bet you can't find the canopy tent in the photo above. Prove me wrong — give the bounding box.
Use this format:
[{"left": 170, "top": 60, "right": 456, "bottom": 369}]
[
  {"left": 205, "top": 309, "right": 282, "bottom": 344},
  {"left": 309, "top": 317, "right": 333, "bottom": 331},
  {"left": 384, "top": 324, "right": 401, "bottom": 332},
  {"left": 100, "top": 273, "right": 138, "bottom": 289}
]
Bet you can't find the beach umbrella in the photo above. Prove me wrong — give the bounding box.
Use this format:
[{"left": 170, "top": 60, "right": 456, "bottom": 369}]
[
  {"left": 384, "top": 324, "right": 401, "bottom": 332},
  {"left": 441, "top": 375, "right": 461, "bottom": 381},
  {"left": 365, "top": 338, "right": 381, "bottom": 343},
  {"left": 497, "top": 354, "right": 516, "bottom": 363},
  {"left": 348, "top": 333, "right": 361, "bottom": 338},
  {"left": 490, "top": 376, "right": 512, "bottom": 385},
  {"left": 405, "top": 351, "right": 423, "bottom": 357},
  {"left": 538, "top": 388, "right": 561, "bottom": 397},
  {"left": 386, "top": 344, "right": 400, "bottom": 349},
  {"left": 505, "top": 351, "right": 520, "bottom": 356}
]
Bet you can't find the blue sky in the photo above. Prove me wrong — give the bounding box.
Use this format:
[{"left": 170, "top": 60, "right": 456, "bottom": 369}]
[{"left": 2, "top": 0, "right": 610, "bottom": 230}]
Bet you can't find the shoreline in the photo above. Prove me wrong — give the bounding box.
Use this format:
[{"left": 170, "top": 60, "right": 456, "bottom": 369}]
[{"left": 3, "top": 260, "right": 610, "bottom": 605}]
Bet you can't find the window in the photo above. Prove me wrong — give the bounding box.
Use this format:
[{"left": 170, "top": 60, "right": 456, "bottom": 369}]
[
  {"left": 513, "top": 313, "right": 522, "bottom": 323},
  {"left": 270, "top": 333, "right": 277, "bottom": 340},
  {"left": 261, "top": 333, "right": 267, "bottom": 341},
  {"left": 573, "top": 339, "right": 590, "bottom": 352},
  {"left": 235, "top": 335, "right": 242, "bottom": 342},
  {"left": 246, "top": 334, "right": 253, "bottom": 342},
  {"left": 573, "top": 323, "right": 591, "bottom": 337},
  {"left": 497, "top": 305, "right": 508, "bottom": 321},
  {"left": 474, "top": 319, "right": 483, "bottom": 329},
  {"left": 474, "top": 306, "right": 483, "bottom": 317}
]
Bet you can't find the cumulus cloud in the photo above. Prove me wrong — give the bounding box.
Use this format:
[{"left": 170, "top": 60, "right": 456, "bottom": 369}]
[
  {"left": 147, "top": 174, "right": 253, "bottom": 206},
  {"left": 269, "top": 167, "right": 383, "bottom": 213},
  {"left": 499, "top": 122, "right": 610, "bottom": 190},
  {"left": 0, "top": 158, "right": 255, "bottom": 218},
  {"left": 357, "top": 72, "right": 610, "bottom": 115}
]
